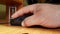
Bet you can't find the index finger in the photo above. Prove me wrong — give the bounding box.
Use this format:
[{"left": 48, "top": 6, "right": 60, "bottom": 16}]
[{"left": 11, "top": 5, "right": 35, "bottom": 19}]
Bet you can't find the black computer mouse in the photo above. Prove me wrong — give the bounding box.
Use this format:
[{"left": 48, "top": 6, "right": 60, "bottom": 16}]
[{"left": 10, "top": 13, "right": 33, "bottom": 26}]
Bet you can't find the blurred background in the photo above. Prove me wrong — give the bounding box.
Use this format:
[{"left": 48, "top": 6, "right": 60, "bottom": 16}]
[{"left": 0, "top": 4, "right": 6, "bottom": 19}]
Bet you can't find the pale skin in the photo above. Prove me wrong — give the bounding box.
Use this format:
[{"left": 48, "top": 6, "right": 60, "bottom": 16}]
[{"left": 11, "top": 3, "right": 60, "bottom": 28}]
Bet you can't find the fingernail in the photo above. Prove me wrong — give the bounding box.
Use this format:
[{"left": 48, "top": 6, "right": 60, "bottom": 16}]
[
  {"left": 11, "top": 16, "right": 16, "bottom": 19},
  {"left": 11, "top": 16, "right": 14, "bottom": 19},
  {"left": 10, "top": 18, "right": 14, "bottom": 19},
  {"left": 21, "top": 21, "right": 25, "bottom": 27}
]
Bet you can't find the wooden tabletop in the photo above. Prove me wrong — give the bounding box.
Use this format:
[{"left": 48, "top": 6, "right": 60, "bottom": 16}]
[{"left": 0, "top": 24, "right": 60, "bottom": 34}]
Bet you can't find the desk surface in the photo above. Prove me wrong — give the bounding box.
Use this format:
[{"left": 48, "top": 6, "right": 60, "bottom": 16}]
[{"left": 0, "top": 24, "right": 60, "bottom": 34}]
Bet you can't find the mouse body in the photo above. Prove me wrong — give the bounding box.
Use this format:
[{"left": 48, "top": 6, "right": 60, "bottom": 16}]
[{"left": 10, "top": 13, "right": 33, "bottom": 26}]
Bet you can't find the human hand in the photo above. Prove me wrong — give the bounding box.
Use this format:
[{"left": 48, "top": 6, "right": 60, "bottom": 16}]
[{"left": 11, "top": 3, "right": 60, "bottom": 28}]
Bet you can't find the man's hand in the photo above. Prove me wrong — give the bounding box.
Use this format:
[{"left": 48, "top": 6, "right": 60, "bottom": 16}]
[{"left": 11, "top": 3, "right": 60, "bottom": 28}]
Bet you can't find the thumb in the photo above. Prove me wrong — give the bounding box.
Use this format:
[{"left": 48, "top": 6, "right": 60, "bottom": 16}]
[{"left": 21, "top": 15, "right": 45, "bottom": 27}]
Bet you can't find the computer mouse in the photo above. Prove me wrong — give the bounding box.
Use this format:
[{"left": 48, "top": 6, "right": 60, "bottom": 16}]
[{"left": 10, "top": 13, "right": 33, "bottom": 26}]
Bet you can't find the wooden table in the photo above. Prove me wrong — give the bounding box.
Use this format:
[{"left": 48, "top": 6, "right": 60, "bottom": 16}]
[{"left": 0, "top": 24, "right": 60, "bottom": 34}]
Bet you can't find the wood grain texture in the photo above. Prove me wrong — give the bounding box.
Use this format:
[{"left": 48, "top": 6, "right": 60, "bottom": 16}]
[{"left": 0, "top": 25, "right": 60, "bottom": 34}]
